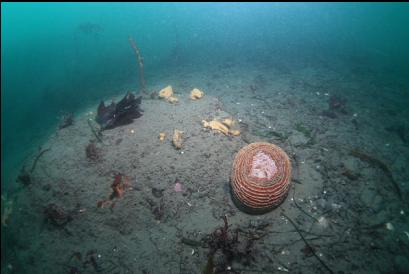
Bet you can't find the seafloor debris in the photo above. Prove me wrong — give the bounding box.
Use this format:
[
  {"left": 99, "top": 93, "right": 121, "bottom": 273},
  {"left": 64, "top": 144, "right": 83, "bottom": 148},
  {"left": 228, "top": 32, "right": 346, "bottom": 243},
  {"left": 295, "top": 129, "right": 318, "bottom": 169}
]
[
  {"left": 202, "top": 120, "right": 229, "bottom": 135},
  {"left": 159, "top": 132, "right": 166, "bottom": 142},
  {"left": 231, "top": 142, "right": 291, "bottom": 213},
  {"left": 174, "top": 178, "right": 183, "bottom": 192},
  {"left": 294, "top": 122, "right": 312, "bottom": 138},
  {"left": 66, "top": 249, "right": 103, "bottom": 273},
  {"left": 159, "top": 85, "right": 178, "bottom": 104},
  {"left": 329, "top": 95, "right": 347, "bottom": 113},
  {"left": 17, "top": 147, "right": 51, "bottom": 186},
  {"left": 385, "top": 124, "right": 408, "bottom": 144},
  {"left": 150, "top": 90, "right": 158, "bottom": 99},
  {"left": 321, "top": 94, "right": 347, "bottom": 118},
  {"left": 281, "top": 213, "right": 334, "bottom": 274},
  {"left": 97, "top": 174, "right": 130, "bottom": 208},
  {"left": 96, "top": 92, "right": 143, "bottom": 130},
  {"left": 145, "top": 197, "right": 165, "bottom": 221},
  {"left": 201, "top": 216, "right": 257, "bottom": 273},
  {"left": 43, "top": 203, "right": 73, "bottom": 227},
  {"left": 350, "top": 149, "right": 402, "bottom": 199},
  {"left": 85, "top": 141, "right": 100, "bottom": 161},
  {"left": 152, "top": 198, "right": 165, "bottom": 221},
  {"left": 1, "top": 195, "right": 13, "bottom": 227},
  {"left": 17, "top": 169, "right": 31, "bottom": 186},
  {"left": 87, "top": 119, "right": 103, "bottom": 143},
  {"left": 341, "top": 168, "right": 361, "bottom": 181},
  {"left": 172, "top": 129, "right": 184, "bottom": 149},
  {"left": 202, "top": 118, "right": 241, "bottom": 136},
  {"left": 151, "top": 187, "right": 164, "bottom": 198},
  {"left": 190, "top": 88, "right": 205, "bottom": 100},
  {"left": 129, "top": 36, "right": 147, "bottom": 95},
  {"left": 58, "top": 112, "right": 74, "bottom": 129}
]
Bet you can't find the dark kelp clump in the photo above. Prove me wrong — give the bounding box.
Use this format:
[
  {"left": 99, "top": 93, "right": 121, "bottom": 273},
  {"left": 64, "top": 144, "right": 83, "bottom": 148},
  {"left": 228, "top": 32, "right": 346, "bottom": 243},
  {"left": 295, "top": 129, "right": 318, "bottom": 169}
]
[{"left": 96, "top": 92, "right": 142, "bottom": 130}]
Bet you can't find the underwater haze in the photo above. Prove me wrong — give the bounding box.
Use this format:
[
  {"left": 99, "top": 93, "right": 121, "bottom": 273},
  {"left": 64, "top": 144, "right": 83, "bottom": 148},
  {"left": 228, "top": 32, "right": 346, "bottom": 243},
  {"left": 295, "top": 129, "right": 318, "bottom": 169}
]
[{"left": 2, "top": 2, "right": 409, "bottom": 274}]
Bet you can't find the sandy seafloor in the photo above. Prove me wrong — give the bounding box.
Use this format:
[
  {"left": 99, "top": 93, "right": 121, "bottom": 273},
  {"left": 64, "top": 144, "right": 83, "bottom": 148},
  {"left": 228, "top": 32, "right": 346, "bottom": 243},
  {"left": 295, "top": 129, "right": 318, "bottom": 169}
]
[{"left": 2, "top": 59, "right": 409, "bottom": 274}]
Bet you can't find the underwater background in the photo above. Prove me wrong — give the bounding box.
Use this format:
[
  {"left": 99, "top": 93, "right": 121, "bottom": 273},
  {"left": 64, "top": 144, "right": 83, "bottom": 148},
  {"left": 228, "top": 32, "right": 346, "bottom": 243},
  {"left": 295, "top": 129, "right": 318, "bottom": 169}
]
[
  {"left": 3, "top": 2, "right": 409, "bottom": 189},
  {"left": 2, "top": 2, "right": 409, "bottom": 274}
]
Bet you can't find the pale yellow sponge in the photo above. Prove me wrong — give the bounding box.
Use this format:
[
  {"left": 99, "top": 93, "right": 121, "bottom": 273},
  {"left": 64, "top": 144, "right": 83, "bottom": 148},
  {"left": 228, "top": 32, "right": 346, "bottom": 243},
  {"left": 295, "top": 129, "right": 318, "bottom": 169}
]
[{"left": 190, "top": 88, "right": 204, "bottom": 100}]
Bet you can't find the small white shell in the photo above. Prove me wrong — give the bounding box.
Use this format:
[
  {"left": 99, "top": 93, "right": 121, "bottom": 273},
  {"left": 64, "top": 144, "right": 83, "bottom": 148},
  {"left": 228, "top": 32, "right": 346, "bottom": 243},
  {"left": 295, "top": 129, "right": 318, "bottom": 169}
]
[{"left": 386, "top": 222, "right": 394, "bottom": 231}]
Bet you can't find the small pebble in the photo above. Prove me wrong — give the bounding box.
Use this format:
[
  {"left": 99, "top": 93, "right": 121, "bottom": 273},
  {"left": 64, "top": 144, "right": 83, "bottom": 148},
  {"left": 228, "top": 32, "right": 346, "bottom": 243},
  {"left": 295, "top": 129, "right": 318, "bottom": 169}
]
[{"left": 400, "top": 210, "right": 405, "bottom": 215}]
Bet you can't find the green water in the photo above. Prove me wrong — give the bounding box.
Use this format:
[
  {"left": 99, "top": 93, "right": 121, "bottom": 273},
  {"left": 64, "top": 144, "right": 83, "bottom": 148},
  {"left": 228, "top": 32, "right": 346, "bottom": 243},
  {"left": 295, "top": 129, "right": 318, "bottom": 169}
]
[
  {"left": 1, "top": 3, "right": 409, "bottom": 273},
  {"left": 2, "top": 3, "right": 409, "bottom": 190}
]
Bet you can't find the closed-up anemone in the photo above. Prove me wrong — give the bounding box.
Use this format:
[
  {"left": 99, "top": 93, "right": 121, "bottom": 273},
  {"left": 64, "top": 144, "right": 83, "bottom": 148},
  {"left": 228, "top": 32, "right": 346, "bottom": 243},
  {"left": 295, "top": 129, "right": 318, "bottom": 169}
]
[{"left": 230, "top": 142, "right": 291, "bottom": 214}]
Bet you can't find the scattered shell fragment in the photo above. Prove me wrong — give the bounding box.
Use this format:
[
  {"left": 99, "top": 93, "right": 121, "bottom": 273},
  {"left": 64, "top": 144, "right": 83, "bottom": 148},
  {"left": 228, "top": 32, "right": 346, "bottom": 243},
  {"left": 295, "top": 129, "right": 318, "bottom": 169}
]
[
  {"left": 386, "top": 222, "right": 394, "bottom": 231},
  {"left": 318, "top": 216, "right": 328, "bottom": 228},
  {"left": 159, "top": 132, "right": 166, "bottom": 142},
  {"left": 172, "top": 129, "right": 183, "bottom": 149},
  {"left": 167, "top": 96, "right": 179, "bottom": 104}
]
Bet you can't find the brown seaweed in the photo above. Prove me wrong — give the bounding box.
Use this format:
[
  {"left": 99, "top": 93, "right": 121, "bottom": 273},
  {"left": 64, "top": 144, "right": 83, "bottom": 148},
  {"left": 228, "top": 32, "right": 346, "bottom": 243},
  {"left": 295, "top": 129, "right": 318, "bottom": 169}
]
[{"left": 350, "top": 149, "right": 402, "bottom": 199}]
